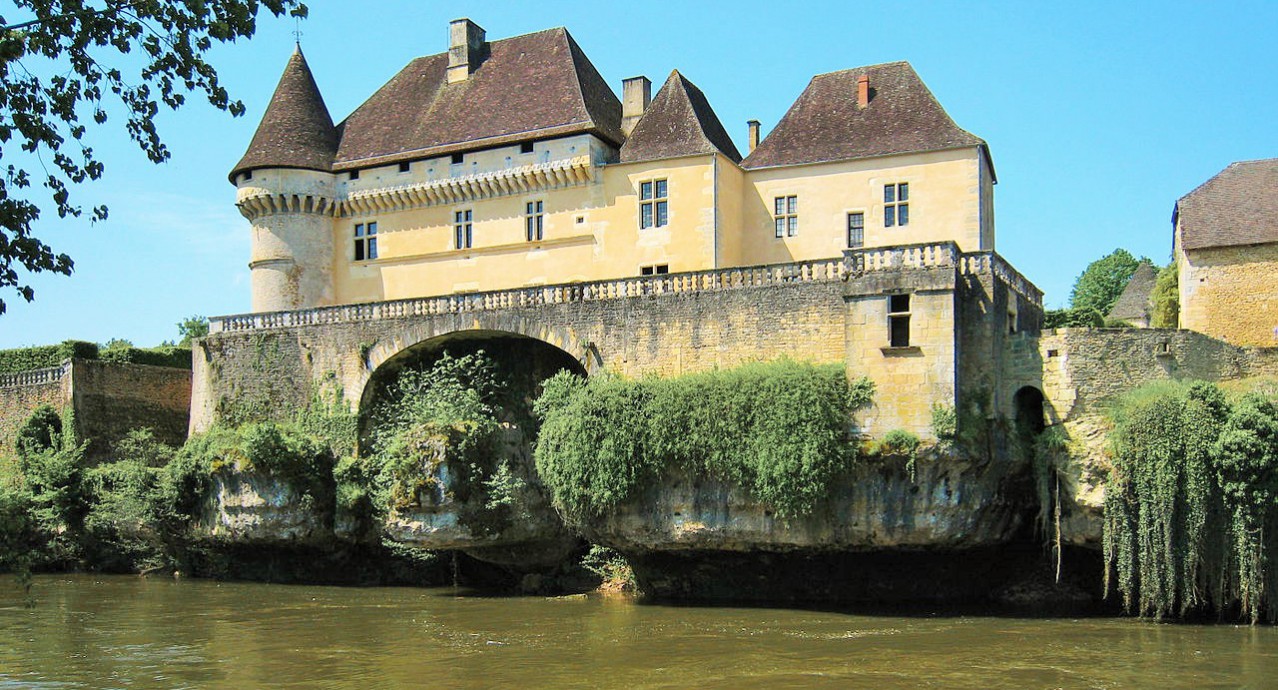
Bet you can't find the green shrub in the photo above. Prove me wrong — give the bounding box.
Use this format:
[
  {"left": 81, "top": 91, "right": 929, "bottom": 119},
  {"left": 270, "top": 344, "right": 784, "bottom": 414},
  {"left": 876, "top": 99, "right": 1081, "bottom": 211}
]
[
  {"left": 534, "top": 360, "right": 865, "bottom": 520},
  {"left": 0, "top": 341, "right": 97, "bottom": 374},
  {"left": 931, "top": 404, "right": 957, "bottom": 443}
]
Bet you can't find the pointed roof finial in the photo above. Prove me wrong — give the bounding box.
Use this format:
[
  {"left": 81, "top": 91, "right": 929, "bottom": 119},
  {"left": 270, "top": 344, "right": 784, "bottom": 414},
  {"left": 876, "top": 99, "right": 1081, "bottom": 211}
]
[{"left": 229, "top": 47, "right": 337, "bottom": 183}]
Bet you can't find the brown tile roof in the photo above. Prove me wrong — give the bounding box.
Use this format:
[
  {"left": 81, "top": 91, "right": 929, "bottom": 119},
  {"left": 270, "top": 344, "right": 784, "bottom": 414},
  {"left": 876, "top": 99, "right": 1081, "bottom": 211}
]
[
  {"left": 1107, "top": 261, "right": 1158, "bottom": 322},
  {"left": 620, "top": 70, "right": 742, "bottom": 164},
  {"left": 230, "top": 45, "right": 338, "bottom": 182},
  {"left": 1175, "top": 158, "right": 1278, "bottom": 251},
  {"left": 741, "top": 61, "right": 985, "bottom": 170},
  {"left": 331, "top": 27, "right": 622, "bottom": 170}
]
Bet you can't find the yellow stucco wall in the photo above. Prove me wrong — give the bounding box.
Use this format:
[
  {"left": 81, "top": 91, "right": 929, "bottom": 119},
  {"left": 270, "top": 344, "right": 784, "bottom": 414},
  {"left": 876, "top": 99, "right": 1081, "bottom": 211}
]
[
  {"left": 1176, "top": 233, "right": 1278, "bottom": 346},
  {"left": 740, "top": 147, "right": 987, "bottom": 267}
]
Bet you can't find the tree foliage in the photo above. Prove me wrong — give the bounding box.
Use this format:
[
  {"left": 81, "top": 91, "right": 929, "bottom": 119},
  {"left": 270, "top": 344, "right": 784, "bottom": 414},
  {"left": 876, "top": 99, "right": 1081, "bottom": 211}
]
[
  {"left": 177, "top": 314, "right": 209, "bottom": 346},
  {"left": 1104, "top": 381, "right": 1278, "bottom": 622},
  {"left": 0, "top": 0, "right": 306, "bottom": 314},
  {"left": 1149, "top": 263, "right": 1179, "bottom": 328},
  {"left": 534, "top": 360, "right": 870, "bottom": 521},
  {"left": 1068, "top": 248, "right": 1144, "bottom": 317}
]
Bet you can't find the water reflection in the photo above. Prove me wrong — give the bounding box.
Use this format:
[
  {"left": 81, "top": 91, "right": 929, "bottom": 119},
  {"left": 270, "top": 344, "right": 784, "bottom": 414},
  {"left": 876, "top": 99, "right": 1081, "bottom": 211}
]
[{"left": 0, "top": 575, "right": 1275, "bottom": 688}]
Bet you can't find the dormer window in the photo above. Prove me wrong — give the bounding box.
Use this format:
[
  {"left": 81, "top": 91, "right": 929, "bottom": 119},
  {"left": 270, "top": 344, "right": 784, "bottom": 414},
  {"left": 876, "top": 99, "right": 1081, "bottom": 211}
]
[{"left": 354, "top": 222, "right": 378, "bottom": 261}]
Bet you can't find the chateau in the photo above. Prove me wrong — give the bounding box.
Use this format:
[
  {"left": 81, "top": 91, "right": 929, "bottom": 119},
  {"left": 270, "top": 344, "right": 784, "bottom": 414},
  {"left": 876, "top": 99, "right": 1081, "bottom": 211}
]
[{"left": 216, "top": 18, "right": 1042, "bottom": 436}]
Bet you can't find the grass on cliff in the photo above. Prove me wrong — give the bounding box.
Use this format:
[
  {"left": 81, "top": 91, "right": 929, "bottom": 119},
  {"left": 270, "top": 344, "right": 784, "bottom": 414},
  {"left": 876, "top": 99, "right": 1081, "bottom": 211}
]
[{"left": 533, "top": 360, "right": 873, "bottom": 521}]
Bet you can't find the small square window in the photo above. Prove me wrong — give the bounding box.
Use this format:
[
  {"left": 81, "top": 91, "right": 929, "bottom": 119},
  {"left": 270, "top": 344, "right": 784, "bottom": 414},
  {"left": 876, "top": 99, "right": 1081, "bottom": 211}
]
[
  {"left": 641, "top": 266, "right": 654, "bottom": 276},
  {"left": 655, "top": 264, "right": 669, "bottom": 275},
  {"left": 451, "top": 153, "right": 464, "bottom": 165},
  {"left": 242, "top": 171, "right": 253, "bottom": 182},
  {"left": 398, "top": 161, "right": 411, "bottom": 173},
  {"left": 349, "top": 170, "right": 360, "bottom": 181},
  {"left": 520, "top": 141, "right": 535, "bottom": 154}
]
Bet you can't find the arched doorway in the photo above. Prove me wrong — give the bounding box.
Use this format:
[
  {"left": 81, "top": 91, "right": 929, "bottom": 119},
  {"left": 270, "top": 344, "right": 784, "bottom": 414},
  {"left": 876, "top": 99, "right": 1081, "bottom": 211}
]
[{"left": 1013, "top": 386, "right": 1047, "bottom": 437}]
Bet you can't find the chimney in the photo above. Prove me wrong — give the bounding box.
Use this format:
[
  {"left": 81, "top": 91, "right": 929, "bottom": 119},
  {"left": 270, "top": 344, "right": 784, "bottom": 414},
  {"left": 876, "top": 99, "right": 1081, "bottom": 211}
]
[
  {"left": 857, "top": 74, "right": 870, "bottom": 108},
  {"left": 621, "top": 76, "right": 651, "bottom": 136},
  {"left": 747, "top": 120, "right": 761, "bottom": 153},
  {"left": 447, "top": 18, "right": 486, "bottom": 84}
]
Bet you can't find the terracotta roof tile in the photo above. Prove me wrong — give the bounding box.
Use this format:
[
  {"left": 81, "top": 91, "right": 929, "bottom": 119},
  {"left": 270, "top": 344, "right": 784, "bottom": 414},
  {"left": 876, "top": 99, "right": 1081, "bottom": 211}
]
[
  {"left": 1176, "top": 158, "right": 1278, "bottom": 251},
  {"left": 1107, "top": 261, "right": 1158, "bottom": 322},
  {"left": 620, "top": 70, "right": 742, "bottom": 164},
  {"left": 741, "top": 61, "right": 984, "bottom": 170},
  {"left": 332, "top": 28, "right": 622, "bottom": 170},
  {"left": 230, "top": 45, "right": 338, "bottom": 181}
]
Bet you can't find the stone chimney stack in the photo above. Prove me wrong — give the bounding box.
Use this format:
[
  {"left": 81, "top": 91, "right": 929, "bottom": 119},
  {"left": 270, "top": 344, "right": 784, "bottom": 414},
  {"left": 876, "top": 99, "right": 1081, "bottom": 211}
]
[
  {"left": 857, "top": 74, "right": 870, "bottom": 108},
  {"left": 621, "top": 76, "right": 651, "bottom": 136},
  {"left": 747, "top": 120, "right": 761, "bottom": 153},
  {"left": 447, "top": 18, "right": 487, "bottom": 84}
]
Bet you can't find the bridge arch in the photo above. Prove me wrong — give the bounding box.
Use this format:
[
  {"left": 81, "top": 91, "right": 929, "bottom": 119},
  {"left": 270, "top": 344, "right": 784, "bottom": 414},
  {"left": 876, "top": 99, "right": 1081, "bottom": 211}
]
[{"left": 356, "top": 329, "right": 588, "bottom": 454}]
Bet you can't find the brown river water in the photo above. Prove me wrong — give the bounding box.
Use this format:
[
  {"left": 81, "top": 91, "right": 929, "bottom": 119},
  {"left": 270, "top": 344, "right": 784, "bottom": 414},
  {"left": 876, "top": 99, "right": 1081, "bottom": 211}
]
[{"left": 1, "top": 575, "right": 1275, "bottom": 689}]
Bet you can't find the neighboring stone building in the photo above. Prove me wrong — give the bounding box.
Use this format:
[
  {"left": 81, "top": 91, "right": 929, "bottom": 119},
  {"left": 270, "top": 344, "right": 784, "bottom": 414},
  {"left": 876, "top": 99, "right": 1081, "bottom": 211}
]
[
  {"left": 1107, "top": 261, "right": 1157, "bottom": 328},
  {"left": 206, "top": 18, "right": 1043, "bottom": 439},
  {"left": 1173, "top": 158, "right": 1278, "bottom": 345}
]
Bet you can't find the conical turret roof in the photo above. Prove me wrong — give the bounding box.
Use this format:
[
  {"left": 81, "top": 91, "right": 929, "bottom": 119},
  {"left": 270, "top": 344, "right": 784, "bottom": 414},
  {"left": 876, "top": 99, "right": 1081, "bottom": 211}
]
[
  {"left": 229, "top": 45, "right": 337, "bottom": 182},
  {"left": 620, "top": 70, "right": 741, "bottom": 164}
]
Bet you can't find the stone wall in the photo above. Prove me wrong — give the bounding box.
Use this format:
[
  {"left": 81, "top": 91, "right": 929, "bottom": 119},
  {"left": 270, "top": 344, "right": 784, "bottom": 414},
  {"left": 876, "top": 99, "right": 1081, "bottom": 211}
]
[
  {"left": 1179, "top": 243, "right": 1278, "bottom": 347},
  {"left": 0, "top": 365, "right": 72, "bottom": 457},
  {"left": 0, "top": 360, "right": 190, "bottom": 462},
  {"left": 71, "top": 359, "right": 192, "bottom": 461}
]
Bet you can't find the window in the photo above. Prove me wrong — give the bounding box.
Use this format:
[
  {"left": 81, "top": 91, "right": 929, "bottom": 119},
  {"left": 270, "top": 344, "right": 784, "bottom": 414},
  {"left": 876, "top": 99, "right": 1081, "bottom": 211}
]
[
  {"left": 398, "top": 161, "right": 411, "bottom": 173},
  {"left": 525, "top": 201, "right": 544, "bottom": 241},
  {"left": 348, "top": 169, "right": 360, "bottom": 181},
  {"left": 453, "top": 210, "right": 473, "bottom": 249},
  {"left": 774, "top": 196, "right": 798, "bottom": 237},
  {"left": 354, "top": 222, "right": 378, "bottom": 261},
  {"left": 640, "top": 264, "right": 669, "bottom": 276},
  {"left": 888, "top": 293, "right": 911, "bottom": 347},
  {"left": 884, "top": 183, "right": 909, "bottom": 227},
  {"left": 241, "top": 171, "right": 253, "bottom": 182},
  {"left": 450, "top": 152, "right": 464, "bottom": 165},
  {"left": 847, "top": 212, "right": 865, "bottom": 248},
  {"left": 639, "top": 179, "right": 669, "bottom": 229},
  {"left": 520, "top": 141, "right": 535, "bottom": 154}
]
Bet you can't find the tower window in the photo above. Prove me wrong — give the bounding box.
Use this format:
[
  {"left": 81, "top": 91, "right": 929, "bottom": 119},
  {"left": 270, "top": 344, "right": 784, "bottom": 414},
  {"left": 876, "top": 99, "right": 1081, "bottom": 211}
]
[
  {"left": 454, "top": 209, "right": 473, "bottom": 249},
  {"left": 525, "top": 201, "right": 545, "bottom": 241},
  {"left": 888, "top": 293, "right": 911, "bottom": 347},
  {"left": 354, "top": 222, "right": 378, "bottom": 261},
  {"left": 349, "top": 169, "right": 360, "bottom": 181},
  {"left": 884, "top": 183, "right": 909, "bottom": 227},
  {"left": 398, "top": 161, "right": 411, "bottom": 173},
  {"left": 639, "top": 179, "right": 668, "bottom": 229},
  {"left": 774, "top": 196, "right": 798, "bottom": 237},
  {"left": 521, "top": 141, "right": 535, "bottom": 154},
  {"left": 451, "top": 152, "right": 464, "bottom": 165},
  {"left": 847, "top": 212, "right": 865, "bottom": 248}
]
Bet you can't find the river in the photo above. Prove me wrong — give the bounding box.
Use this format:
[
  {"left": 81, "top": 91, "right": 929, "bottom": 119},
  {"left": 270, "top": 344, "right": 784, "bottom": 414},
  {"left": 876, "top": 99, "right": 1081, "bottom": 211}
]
[{"left": 1, "top": 575, "right": 1274, "bottom": 688}]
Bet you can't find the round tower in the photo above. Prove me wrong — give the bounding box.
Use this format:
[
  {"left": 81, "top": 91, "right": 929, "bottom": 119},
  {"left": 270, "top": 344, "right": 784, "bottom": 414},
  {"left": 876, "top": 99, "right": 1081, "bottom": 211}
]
[{"left": 229, "top": 44, "right": 339, "bottom": 312}]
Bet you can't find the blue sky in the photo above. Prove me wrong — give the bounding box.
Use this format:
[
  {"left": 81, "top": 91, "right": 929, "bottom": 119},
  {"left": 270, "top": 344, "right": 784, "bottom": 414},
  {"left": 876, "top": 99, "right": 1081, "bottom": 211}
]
[{"left": 2, "top": 0, "right": 1275, "bottom": 347}]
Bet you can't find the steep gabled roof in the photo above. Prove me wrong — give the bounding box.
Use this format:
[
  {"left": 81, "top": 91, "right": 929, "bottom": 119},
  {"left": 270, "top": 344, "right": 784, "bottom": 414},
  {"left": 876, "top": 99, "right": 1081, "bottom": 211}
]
[
  {"left": 332, "top": 27, "right": 622, "bottom": 170},
  {"left": 230, "top": 45, "right": 338, "bottom": 182},
  {"left": 1108, "top": 261, "right": 1158, "bottom": 323},
  {"left": 620, "top": 70, "right": 742, "bottom": 164},
  {"left": 1175, "top": 158, "right": 1278, "bottom": 251},
  {"left": 741, "top": 61, "right": 985, "bottom": 170}
]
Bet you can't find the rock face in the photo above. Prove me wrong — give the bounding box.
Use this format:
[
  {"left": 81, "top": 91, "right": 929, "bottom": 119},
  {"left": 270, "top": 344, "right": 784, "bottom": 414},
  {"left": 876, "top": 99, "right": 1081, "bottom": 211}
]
[
  {"left": 579, "top": 448, "right": 1028, "bottom": 554},
  {"left": 198, "top": 473, "right": 332, "bottom": 545}
]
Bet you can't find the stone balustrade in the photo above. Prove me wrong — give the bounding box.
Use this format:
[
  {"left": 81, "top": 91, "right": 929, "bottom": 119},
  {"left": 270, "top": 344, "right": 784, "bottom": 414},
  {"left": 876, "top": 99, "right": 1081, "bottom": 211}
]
[
  {"left": 211, "top": 258, "right": 850, "bottom": 333},
  {"left": 0, "top": 362, "right": 69, "bottom": 389}
]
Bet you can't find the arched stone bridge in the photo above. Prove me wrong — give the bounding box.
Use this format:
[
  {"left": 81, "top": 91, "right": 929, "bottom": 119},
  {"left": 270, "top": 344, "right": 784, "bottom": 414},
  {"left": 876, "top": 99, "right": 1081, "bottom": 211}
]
[{"left": 191, "top": 245, "right": 1046, "bottom": 436}]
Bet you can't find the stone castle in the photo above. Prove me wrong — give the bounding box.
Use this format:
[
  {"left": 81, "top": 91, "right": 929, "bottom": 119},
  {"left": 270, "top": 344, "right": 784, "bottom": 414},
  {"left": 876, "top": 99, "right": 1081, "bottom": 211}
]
[{"left": 207, "top": 17, "right": 1044, "bottom": 438}]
